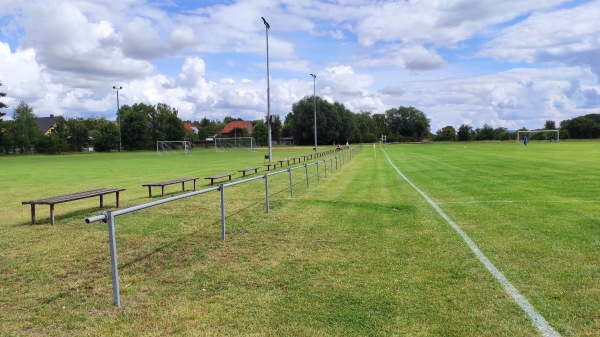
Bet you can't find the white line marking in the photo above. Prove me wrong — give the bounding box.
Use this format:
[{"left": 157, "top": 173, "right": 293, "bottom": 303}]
[
  {"left": 438, "top": 200, "right": 599, "bottom": 205},
  {"left": 382, "top": 149, "right": 560, "bottom": 337},
  {"left": 437, "top": 200, "right": 514, "bottom": 205}
]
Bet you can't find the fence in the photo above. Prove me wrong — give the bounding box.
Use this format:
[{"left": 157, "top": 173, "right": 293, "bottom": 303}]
[{"left": 85, "top": 145, "right": 362, "bottom": 307}]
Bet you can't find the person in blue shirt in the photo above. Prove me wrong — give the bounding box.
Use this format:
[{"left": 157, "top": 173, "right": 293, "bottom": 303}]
[{"left": 523, "top": 136, "right": 528, "bottom": 146}]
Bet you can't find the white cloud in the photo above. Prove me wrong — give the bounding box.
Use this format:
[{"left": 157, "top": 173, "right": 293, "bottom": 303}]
[
  {"left": 480, "top": 1, "right": 600, "bottom": 76},
  {"left": 380, "top": 66, "right": 600, "bottom": 130}
]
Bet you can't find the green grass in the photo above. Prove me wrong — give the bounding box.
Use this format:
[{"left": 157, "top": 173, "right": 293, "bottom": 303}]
[{"left": 0, "top": 142, "right": 598, "bottom": 336}]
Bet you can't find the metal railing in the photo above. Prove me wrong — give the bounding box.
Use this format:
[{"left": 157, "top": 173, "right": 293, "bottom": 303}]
[{"left": 85, "top": 145, "right": 361, "bottom": 307}]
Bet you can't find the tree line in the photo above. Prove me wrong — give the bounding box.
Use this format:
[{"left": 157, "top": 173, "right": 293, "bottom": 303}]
[
  {"left": 1, "top": 81, "right": 599, "bottom": 154},
  {"left": 0, "top": 100, "right": 188, "bottom": 154}
]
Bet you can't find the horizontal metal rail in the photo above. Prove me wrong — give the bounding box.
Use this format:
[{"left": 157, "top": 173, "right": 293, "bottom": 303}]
[
  {"left": 84, "top": 145, "right": 362, "bottom": 307},
  {"left": 85, "top": 185, "right": 221, "bottom": 224}
]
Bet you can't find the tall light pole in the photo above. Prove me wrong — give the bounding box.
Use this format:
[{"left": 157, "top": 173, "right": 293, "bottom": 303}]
[
  {"left": 261, "top": 16, "right": 273, "bottom": 162},
  {"left": 112, "top": 86, "right": 122, "bottom": 152},
  {"left": 310, "top": 73, "right": 317, "bottom": 153}
]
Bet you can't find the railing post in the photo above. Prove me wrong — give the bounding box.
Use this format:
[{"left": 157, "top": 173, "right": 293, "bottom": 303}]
[
  {"left": 288, "top": 168, "right": 293, "bottom": 198},
  {"left": 323, "top": 159, "right": 327, "bottom": 177},
  {"left": 264, "top": 173, "right": 270, "bottom": 213},
  {"left": 220, "top": 184, "right": 226, "bottom": 240},
  {"left": 304, "top": 164, "right": 309, "bottom": 189},
  {"left": 106, "top": 210, "right": 121, "bottom": 307},
  {"left": 316, "top": 161, "right": 320, "bottom": 183}
]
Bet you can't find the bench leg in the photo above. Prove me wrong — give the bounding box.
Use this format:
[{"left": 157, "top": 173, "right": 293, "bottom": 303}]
[
  {"left": 30, "top": 204, "right": 36, "bottom": 225},
  {"left": 181, "top": 181, "right": 185, "bottom": 192},
  {"left": 193, "top": 179, "right": 197, "bottom": 191},
  {"left": 116, "top": 192, "right": 120, "bottom": 208},
  {"left": 228, "top": 175, "right": 232, "bottom": 181},
  {"left": 147, "top": 186, "right": 152, "bottom": 198},
  {"left": 50, "top": 204, "right": 55, "bottom": 225},
  {"left": 161, "top": 186, "right": 165, "bottom": 197}
]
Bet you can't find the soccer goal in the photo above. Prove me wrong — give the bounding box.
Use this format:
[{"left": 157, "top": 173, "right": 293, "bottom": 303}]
[
  {"left": 517, "top": 130, "right": 560, "bottom": 142},
  {"left": 156, "top": 141, "right": 192, "bottom": 155},
  {"left": 215, "top": 137, "right": 257, "bottom": 152}
]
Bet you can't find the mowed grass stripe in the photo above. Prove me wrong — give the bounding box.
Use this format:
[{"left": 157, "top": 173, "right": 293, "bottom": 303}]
[
  {"left": 381, "top": 141, "right": 600, "bottom": 336},
  {"left": 381, "top": 147, "right": 560, "bottom": 337}
]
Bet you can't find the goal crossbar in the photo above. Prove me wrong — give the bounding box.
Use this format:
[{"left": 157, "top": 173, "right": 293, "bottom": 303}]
[
  {"left": 156, "top": 141, "right": 191, "bottom": 155},
  {"left": 214, "top": 137, "right": 257, "bottom": 152}
]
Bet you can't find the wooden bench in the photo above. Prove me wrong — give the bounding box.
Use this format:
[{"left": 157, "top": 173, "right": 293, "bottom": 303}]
[
  {"left": 238, "top": 167, "right": 261, "bottom": 177},
  {"left": 264, "top": 163, "right": 279, "bottom": 171},
  {"left": 22, "top": 188, "right": 125, "bottom": 225},
  {"left": 142, "top": 177, "right": 199, "bottom": 197},
  {"left": 205, "top": 173, "right": 235, "bottom": 185}
]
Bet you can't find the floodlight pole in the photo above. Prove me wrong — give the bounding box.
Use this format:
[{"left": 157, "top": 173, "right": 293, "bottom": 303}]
[
  {"left": 310, "top": 73, "right": 317, "bottom": 153},
  {"left": 113, "top": 86, "right": 122, "bottom": 152},
  {"left": 262, "top": 16, "right": 273, "bottom": 162}
]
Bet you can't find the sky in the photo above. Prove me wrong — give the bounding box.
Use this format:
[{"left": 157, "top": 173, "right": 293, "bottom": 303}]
[{"left": 0, "top": 0, "right": 599, "bottom": 131}]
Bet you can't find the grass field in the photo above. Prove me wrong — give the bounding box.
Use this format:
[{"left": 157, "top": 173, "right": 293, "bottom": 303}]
[{"left": 0, "top": 141, "right": 598, "bottom": 336}]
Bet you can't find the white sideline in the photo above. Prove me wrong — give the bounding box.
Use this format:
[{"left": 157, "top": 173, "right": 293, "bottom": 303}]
[{"left": 382, "top": 149, "right": 560, "bottom": 337}]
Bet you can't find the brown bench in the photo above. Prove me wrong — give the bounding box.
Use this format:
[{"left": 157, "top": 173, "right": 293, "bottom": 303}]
[
  {"left": 238, "top": 167, "right": 261, "bottom": 177},
  {"left": 22, "top": 188, "right": 125, "bottom": 225},
  {"left": 205, "top": 173, "right": 235, "bottom": 185},
  {"left": 142, "top": 177, "right": 199, "bottom": 197},
  {"left": 264, "top": 163, "right": 279, "bottom": 171}
]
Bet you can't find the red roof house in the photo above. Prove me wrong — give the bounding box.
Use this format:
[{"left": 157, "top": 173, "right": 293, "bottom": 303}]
[
  {"left": 183, "top": 122, "right": 199, "bottom": 135},
  {"left": 220, "top": 121, "right": 253, "bottom": 138}
]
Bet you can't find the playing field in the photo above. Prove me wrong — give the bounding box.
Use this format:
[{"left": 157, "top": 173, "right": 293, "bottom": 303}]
[{"left": 0, "top": 141, "right": 598, "bottom": 336}]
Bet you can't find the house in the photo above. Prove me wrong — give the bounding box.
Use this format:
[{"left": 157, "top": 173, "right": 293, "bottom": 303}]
[
  {"left": 220, "top": 121, "right": 253, "bottom": 138},
  {"left": 36, "top": 115, "right": 59, "bottom": 135},
  {"left": 183, "top": 122, "right": 199, "bottom": 135}
]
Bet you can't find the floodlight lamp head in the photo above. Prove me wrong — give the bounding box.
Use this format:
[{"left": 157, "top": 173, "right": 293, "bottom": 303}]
[
  {"left": 310, "top": 74, "right": 316, "bottom": 79},
  {"left": 113, "top": 86, "right": 122, "bottom": 90},
  {"left": 261, "top": 17, "right": 270, "bottom": 29}
]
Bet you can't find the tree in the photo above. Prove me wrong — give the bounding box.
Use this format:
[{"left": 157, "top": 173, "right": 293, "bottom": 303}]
[
  {"left": 0, "top": 81, "right": 7, "bottom": 151},
  {"left": 435, "top": 126, "right": 457, "bottom": 141},
  {"left": 35, "top": 134, "right": 68, "bottom": 154},
  {"left": 144, "top": 103, "right": 185, "bottom": 148},
  {"left": 252, "top": 120, "right": 268, "bottom": 146},
  {"left": 544, "top": 120, "right": 556, "bottom": 130},
  {"left": 66, "top": 118, "right": 89, "bottom": 152},
  {"left": 121, "top": 103, "right": 153, "bottom": 150},
  {"left": 287, "top": 96, "right": 332, "bottom": 146},
  {"left": 457, "top": 124, "right": 473, "bottom": 141},
  {"left": 12, "top": 101, "right": 41, "bottom": 153},
  {"left": 270, "top": 115, "right": 282, "bottom": 143},
  {"left": 352, "top": 112, "right": 378, "bottom": 143},
  {"left": 560, "top": 115, "right": 600, "bottom": 139},
  {"left": 475, "top": 123, "right": 495, "bottom": 140},
  {"left": 385, "top": 106, "right": 430, "bottom": 142},
  {"left": 93, "top": 118, "right": 120, "bottom": 151}
]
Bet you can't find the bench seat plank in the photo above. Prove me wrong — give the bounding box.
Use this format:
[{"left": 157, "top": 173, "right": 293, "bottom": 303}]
[
  {"left": 205, "top": 173, "right": 235, "bottom": 185},
  {"left": 238, "top": 167, "right": 261, "bottom": 177},
  {"left": 22, "top": 188, "right": 125, "bottom": 225},
  {"left": 142, "top": 177, "right": 198, "bottom": 197}
]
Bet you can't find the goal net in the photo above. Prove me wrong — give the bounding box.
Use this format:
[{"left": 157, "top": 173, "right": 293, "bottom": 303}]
[
  {"left": 156, "top": 141, "right": 191, "bottom": 155},
  {"left": 215, "top": 137, "right": 257, "bottom": 152},
  {"left": 517, "top": 130, "right": 560, "bottom": 142}
]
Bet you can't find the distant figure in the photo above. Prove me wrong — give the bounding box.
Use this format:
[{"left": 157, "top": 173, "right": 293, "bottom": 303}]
[
  {"left": 345, "top": 141, "right": 349, "bottom": 149},
  {"left": 336, "top": 143, "right": 340, "bottom": 151},
  {"left": 523, "top": 136, "right": 528, "bottom": 146}
]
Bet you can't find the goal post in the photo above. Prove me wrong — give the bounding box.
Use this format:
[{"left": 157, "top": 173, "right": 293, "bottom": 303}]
[
  {"left": 214, "top": 137, "right": 257, "bottom": 152},
  {"left": 517, "top": 130, "right": 560, "bottom": 142},
  {"left": 156, "top": 141, "right": 192, "bottom": 155}
]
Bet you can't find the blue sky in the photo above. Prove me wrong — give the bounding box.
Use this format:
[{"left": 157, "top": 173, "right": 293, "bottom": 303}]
[{"left": 1, "top": 0, "right": 599, "bottom": 131}]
